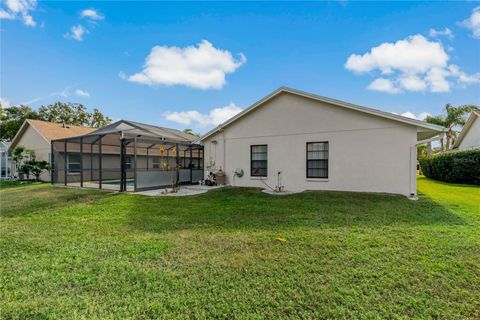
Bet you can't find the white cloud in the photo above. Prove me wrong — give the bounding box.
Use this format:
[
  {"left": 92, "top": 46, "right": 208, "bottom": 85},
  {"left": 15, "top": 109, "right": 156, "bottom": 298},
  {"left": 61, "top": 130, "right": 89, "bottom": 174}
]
[
  {"left": 367, "top": 78, "right": 400, "bottom": 94},
  {"left": 164, "top": 103, "right": 243, "bottom": 128},
  {"left": 401, "top": 111, "right": 430, "bottom": 121},
  {"left": 0, "top": 97, "right": 11, "bottom": 108},
  {"left": 75, "top": 89, "right": 90, "bottom": 97},
  {"left": 64, "top": 25, "right": 88, "bottom": 41},
  {"left": 448, "top": 64, "right": 480, "bottom": 85},
  {"left": 63, "top": 9, "right": 103, "bottom": 42},
  {"left": 461, "top": 7, "right": 480, "bottom": 39},
  {"left": 0, "top": 0, "right": 36, "bottom": 27},
  {"left": 127, "top": 40, "right": 246, "bottom": 89},
  {"left": 0, "top": 9, "right": 15, "bottom": 19},
  {"left": 428, "top": 27, "right": 454, "bottom": 40},
  {"left": 80, "top": 9, "right": 104, "bottom": 21},
  {"left": 22, "top": 13, "right": 34, "bottom": 26},
  {"left": 398, "top": 74, "right": 427, "bottom": 92},
  {"left": 21, "top": 85, "right": 74, "bottom": 105},
  {"left": 345, "top": 34, "right": 480, "bottom": 93}
]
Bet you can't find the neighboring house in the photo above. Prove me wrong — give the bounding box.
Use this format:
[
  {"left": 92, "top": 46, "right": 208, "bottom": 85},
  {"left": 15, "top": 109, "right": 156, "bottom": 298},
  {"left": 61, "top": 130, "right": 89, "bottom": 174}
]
[
  {"left": 8, "top": 120, "right": 96, "bottom": 181},
  {"left": 200, "top": 87, "right": 445, "bottom": 197},
  {"left": 453, "top": 110, "right": 480, "bottom": 150},
  {"left": 0, "top": 141, "right": 12, "bottom": 179}
]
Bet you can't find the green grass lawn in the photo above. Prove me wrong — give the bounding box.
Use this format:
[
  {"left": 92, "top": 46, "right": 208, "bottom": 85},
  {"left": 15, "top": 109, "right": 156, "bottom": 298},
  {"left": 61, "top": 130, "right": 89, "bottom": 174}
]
[{"left": 1, "top": 177, "right": 479, "bottom": 319}]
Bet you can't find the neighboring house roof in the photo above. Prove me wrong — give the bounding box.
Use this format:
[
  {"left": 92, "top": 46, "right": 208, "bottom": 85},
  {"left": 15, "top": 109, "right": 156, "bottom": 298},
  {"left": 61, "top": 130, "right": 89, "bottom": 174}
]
[
  {"left": 9, "top": 119, "right": 96, "bottom": 152},
  {"left": 452, "top": 109, "right": 480, "bottom": 149},
  {"left": 200, "top": 87, "right": 446, "bottom": 142}
]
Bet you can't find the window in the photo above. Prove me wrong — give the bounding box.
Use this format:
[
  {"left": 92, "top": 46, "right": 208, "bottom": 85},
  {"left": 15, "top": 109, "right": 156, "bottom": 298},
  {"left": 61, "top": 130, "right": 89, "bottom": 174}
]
[
  {"left": 152, "top": 156, "right": 161, "bottom": 169},
  {"left": 125, "top": 156, "right": 132, "bottom": 169},
  {"left": 68, "top": 154, "right": 81, "bottom": 173},
  {"left": 306, "top": 142, "right": 329, "bottom": 178},
  {"left": 251, "top": 145, "right": 267, "bottom": 177}
]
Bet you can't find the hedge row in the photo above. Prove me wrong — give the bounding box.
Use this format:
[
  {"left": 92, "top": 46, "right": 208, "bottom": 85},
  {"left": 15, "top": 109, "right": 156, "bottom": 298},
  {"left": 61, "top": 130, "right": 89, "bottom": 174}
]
[{"left": 419, "top": 149, "right": 480, "bottom": 185}]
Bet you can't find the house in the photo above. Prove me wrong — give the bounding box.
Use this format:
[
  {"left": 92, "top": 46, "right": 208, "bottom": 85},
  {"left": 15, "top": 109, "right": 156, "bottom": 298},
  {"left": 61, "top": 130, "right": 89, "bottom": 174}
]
[
  {"left": 452, "top": 110, "right": 480, "bottom": 150},
  {"left": 200, "top": 87, "right": 445, "bottom": 197},
  {"left": 8, "top": 120, "right": 96, "bottom": 181},
  {"left": 0, "top": 141, "right": 12, "bottom": 179}
]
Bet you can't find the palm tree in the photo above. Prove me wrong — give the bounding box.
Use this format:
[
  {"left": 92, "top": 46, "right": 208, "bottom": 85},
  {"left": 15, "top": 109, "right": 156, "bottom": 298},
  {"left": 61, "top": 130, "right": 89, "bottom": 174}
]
[
  {"left": 443, "top": 104, "right": 477, "bottom": 149},
  {"left": 425, "top": 104, "right": 477, "bottom": 152},
  {"left": 183, "top": 128, "right": 201, "bottom": 137},
  {"left": 425, "top": 115, "right": 446, "bottom": 153}
]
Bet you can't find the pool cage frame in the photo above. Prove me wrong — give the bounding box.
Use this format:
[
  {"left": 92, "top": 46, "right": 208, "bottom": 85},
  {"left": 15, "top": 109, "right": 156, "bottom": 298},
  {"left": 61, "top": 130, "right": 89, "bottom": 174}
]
[{"left": 50, "top": 120, "right": 204, "bottom": 192}]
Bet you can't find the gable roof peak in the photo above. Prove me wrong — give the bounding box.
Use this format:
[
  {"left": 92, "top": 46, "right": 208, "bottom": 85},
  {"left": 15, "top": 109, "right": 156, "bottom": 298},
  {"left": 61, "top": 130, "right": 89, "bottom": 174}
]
[{"left": 200, "top": 87, "right": 445, "bottom": 141}]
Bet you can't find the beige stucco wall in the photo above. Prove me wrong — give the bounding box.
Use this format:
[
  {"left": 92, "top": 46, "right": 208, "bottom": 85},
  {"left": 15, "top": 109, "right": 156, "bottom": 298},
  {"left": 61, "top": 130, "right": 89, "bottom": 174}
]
[
  {"left": 203, "top": 92, "right": 418, "bottom": 196},
  {"left": 458, "top": 116, "right": 480, "bottom": 150},
  {"left": 13, "top": 125, "right": 52, "bottom": 181}
]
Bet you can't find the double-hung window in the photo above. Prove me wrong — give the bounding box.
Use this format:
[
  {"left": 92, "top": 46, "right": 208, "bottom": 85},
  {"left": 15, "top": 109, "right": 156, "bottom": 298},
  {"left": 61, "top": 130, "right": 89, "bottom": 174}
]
[
  {"left": 251, "top": 145, "right": 267, "bottom": 177},
  {"left": 306, "top": 142, "right": 329, "bottom": 178},
  {"left": 68, "top": 154, "right": 81, "bottom": 174}
]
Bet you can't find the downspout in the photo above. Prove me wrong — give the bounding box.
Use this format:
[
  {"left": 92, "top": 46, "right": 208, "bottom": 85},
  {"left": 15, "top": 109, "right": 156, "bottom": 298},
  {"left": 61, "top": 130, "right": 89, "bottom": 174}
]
[
  {"left": 409, "top": 145, "right": 416, "bottom": 197},
  {"left": 50, "top": 142, "right": 54, "bottom": 184},
  {"left": 222, "top": 128, "right": 226, "bottom": 174}
]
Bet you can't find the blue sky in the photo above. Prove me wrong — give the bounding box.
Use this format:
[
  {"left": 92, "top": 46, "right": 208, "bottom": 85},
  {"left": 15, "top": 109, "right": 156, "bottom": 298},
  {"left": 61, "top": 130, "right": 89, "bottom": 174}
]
[{"left": 1, "top": 1, "right": 479, "bottom": 133}]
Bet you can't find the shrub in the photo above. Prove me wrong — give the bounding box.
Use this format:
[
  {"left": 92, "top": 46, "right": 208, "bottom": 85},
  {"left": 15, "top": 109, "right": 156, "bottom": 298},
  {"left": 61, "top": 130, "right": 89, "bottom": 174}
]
[{"left": 419, "top": 149, "right": 480, "bottom": 185}]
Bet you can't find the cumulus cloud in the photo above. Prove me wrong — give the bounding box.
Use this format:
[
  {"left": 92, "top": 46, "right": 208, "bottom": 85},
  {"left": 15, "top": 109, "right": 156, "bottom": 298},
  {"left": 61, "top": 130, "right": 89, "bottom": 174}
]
[
  {"left": 345, "top": 34, "right": 480, "bottom": 93},
  {"left": 64, "top": 25, "right": 88, "bottom": 41},
  {"left": 367, "top": 78, "right": 400, "bottom": 94},
  {"left": 400, "top": 111, "right": 431, "bottom": 121},
  {"left": 428, "top": 27, "right": 454, "bottom": 40},
  {"left": 0, "top": 0, "right": 37, "bottom": 27},
  {"left": 126, "top": 40, "right": 246, "bottom": 89},
  {"left": 80, "top": 9, "right": 104, "bottom": 21},
  {"left": 164, "top": 103, "right": 243, "bottom": 128},
  {"left": 461, "top": 7, "right": 480, "bottom": 39},
  {"left": 75, "top": 89, "right": 90, "bottom": 97}
]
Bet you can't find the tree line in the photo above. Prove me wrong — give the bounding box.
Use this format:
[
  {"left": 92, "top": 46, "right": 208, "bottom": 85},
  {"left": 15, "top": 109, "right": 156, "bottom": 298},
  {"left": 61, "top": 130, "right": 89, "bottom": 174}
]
[{"left": 0, "top": 101, "right": 112, "bottom": 141}]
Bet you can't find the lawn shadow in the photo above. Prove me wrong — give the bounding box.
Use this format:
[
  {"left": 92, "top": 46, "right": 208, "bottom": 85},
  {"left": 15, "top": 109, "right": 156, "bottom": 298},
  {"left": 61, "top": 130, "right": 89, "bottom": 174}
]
[
  {"left": 126, "top": 187, "right": 466, "bottom": 233},
  {"left": 0, "top": 185, "right": 110, "bottom": 217}
]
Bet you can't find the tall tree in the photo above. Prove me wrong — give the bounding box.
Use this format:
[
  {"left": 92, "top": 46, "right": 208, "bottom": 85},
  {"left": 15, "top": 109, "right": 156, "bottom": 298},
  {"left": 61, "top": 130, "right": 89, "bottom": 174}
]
[
  {"left": 183, "top": 128, "right": 201, "bottom": 137},
  {"left": 37, "top": 102, "right": 111, "bottom": 127},
  {"left": 0, "top": 104, "right": 40, "bottom": 141},
  {"left": 1, "top": 101, "right": 112, "bottom": 141},
  {"left": 425, "top": 104, "right": 477, "bottom": 152},
  {"left": 425, "top": 115, "right": 446, "bottom": 152},
  {"left": 443, "top": 104, "right": 476, "bottom": 150},
  {"left": 89, "top": 108, "right": 112, "bottom": 128}
]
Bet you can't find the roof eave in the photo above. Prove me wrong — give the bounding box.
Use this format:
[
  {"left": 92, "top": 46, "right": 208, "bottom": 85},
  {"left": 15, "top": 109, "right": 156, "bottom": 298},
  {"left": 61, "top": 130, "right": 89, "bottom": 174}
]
[
  {"left": 452, "top": 110, "right": 479, "bottom": 148},
  {"left": 199, "top": 87, "right": 446, "bottom": 141}
]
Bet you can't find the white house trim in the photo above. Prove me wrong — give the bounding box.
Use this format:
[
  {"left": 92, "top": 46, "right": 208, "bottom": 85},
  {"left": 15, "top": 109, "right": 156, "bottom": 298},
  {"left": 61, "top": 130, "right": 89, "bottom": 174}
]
[
  {"left": 201, "top": 87, "right": 445, "bottom": 142},
  {"left": 453, "top": 110, "right": 480, "bottom": 150}
]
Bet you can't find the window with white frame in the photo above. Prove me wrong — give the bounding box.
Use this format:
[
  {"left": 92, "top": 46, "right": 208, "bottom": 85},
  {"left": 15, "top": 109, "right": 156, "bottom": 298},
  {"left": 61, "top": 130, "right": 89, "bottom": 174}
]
[
  {"left": 251, "top": 145, "right": 267, "bottom": 177},
  {"left": 306, "top": 142, "right": 329, "bottom": 178}
]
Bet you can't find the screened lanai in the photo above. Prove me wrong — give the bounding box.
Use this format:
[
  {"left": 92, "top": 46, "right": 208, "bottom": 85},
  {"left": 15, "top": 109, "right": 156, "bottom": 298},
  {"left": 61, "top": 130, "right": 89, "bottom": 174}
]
[{"left": 51, "top": 120, "right": 204, "bottom": 192}]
